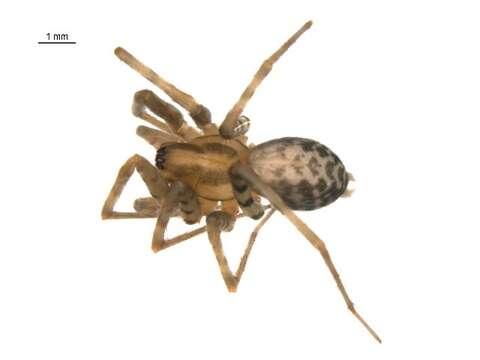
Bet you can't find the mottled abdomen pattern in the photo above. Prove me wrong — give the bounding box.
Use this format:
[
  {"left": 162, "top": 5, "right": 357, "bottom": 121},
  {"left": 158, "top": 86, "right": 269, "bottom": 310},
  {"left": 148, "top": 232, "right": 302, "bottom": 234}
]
[{"left": 248, "top": 137, "right": 349, "bottom": 210}]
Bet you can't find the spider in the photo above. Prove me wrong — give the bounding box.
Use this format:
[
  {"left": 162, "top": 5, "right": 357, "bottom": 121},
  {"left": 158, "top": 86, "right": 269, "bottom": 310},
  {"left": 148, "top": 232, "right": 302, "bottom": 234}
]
[{"left": 101, "top": 21, "right": 381, "bottom": 343}]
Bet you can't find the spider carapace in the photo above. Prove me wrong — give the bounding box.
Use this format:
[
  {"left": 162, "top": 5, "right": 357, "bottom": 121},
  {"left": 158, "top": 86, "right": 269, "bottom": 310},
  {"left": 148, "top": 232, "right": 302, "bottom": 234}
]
[{"left": 102, "top": 21, "right": 381, "bottom": 343}]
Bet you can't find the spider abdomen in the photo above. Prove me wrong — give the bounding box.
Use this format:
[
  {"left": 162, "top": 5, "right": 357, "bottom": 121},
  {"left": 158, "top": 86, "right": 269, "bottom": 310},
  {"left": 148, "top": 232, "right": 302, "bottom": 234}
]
[{"left": 248, "top": 137, "right": 348, "bottom": 210}]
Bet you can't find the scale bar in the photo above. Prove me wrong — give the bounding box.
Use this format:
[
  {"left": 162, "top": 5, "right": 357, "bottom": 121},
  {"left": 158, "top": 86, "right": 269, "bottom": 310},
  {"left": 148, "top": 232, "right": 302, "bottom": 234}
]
[{"left": 38, "top": 41, "right": 76, "bottom": 44}]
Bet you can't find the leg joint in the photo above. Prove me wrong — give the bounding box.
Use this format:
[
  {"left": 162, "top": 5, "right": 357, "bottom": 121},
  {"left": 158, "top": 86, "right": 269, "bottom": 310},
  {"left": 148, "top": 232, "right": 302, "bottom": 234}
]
[
  {"left": 190, "top": 105, "right": 212, "bottom": 127},
  {"left": 206, "top": 211, "right": 235, "bottom": 232}
]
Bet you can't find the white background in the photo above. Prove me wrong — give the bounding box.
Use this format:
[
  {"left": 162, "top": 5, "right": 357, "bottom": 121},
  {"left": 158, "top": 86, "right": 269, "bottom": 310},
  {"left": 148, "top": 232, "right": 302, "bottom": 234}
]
[{"left": 1, "top": 0, "right": 479, "bottom": 359}]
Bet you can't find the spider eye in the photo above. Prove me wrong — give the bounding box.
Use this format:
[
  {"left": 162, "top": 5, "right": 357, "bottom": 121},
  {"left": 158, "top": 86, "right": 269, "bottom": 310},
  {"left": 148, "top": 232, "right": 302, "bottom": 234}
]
[{"left": 156, "top": 146, "right": 168, "bottom": 170}]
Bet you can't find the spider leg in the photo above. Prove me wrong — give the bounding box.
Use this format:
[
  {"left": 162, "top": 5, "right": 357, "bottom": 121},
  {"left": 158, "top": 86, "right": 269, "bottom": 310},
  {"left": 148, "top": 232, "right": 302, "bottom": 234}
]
[
  {"left": 131, "top": 197, "right": 159, "bottom": 217},
  {"left": 102, "top": 154, "right": 169, "bottom": 219},
  {"left": 136, "top": 126, "right": 184, "bottom": 149},
  {"left": 228, "top": 162, "right": 382, "bottom": 343},
  {"left": 107, "top": 178, "right": 206, "bottom": 251},
  {"left": 219, "top": 21, "right": 312, "bottom": 139},
  {"left": 206, "top": 208, "right": 274, "bottom": 292},
  {"left": 135, "top": 196, "right": 268, "bottom": 252},
  {"left": 151, "top": 181, "right": 203, "bottom": 252},
  {"left": 115, "top": 47, "right": 218, "bottom": 135},
  {"left": 133, "top": 197, "right": 182, "bottom": 218},
  {"left": 229, "top": 167, "right": 265, "bottom": 220},
  {"left": 133, "top": 90, "right": 201, "bottom": 140},
  {"left": 235, "top": 208, "right": 275, "bottom": 285}
]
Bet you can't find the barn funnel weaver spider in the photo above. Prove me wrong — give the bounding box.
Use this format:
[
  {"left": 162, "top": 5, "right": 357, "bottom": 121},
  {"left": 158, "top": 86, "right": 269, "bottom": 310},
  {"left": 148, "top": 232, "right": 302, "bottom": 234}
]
[{"left": 102, "top": 21, "right": 381, "bottom": 343}]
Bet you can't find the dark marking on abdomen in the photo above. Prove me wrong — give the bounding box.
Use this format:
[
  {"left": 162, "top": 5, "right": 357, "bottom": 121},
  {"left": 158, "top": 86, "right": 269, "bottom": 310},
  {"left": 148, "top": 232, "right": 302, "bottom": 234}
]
[{"left": 249, "top": 137, "right": 349, "bottom": 210}]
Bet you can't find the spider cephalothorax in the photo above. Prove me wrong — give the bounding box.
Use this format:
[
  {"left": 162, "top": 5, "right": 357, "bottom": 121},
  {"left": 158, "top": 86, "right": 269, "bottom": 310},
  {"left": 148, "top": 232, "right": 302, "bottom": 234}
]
[{"left": 102, "top": 21, "right": 380, "bottom": 343}]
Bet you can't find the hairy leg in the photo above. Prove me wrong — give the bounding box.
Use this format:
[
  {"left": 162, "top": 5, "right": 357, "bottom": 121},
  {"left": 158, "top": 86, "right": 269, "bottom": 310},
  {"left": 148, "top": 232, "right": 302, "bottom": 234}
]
[
  {"left": 136, "top": 125, "right": 184, "bottom": 149},
  {"left": 151, "top": 181, "right": 202, "bottom": 252},
  {"left": 133, "top": 197, "right": 160, "bottom": 217},
  {"left": 229, "top": 162, "right": 381, "bottom": 343},
  {"left": 229, "top": 166, "right": 264, "bottom": 219},
  {"left": 115, "top": 47, "right": 218, "bottom": 134},
  {"left": 102, "top": 154, "right": 169, "bottom": 219},
  {"left": 220, "top": 21, "right": 312, "bottom": 139},
  {"left": 133, "top": 89, "right": 201, "bottom": 140},
  {"left": 133, "top": 197, "right": 184, "bottom": 218},
  {"left": 235, "top": 208, "right": 275, "bottom": 285},
  {"left": 206, "top": 209, "right": 274, "bottom": 292}
]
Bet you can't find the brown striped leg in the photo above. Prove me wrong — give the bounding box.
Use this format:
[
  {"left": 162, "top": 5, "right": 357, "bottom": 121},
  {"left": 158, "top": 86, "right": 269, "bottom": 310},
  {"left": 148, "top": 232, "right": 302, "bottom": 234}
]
[
  {"left": 229, "top": 164, "right": 264, "bottom": 220},
  {"left": 132, "top": 197, "right": 160, "bottom": 217},
  {"left": 219, "top": 21, "right": 312, "bottom": 139},
  {"left": 151, "top": 181, "right": 202, "bottom": 252},
  {"left": 133, "top": 89, "right": 201, "bottom": 140},
  {"left": 235, "top": 208, "right": 275, "bottom": 285},
  {"left": 136, "top": 126, "right": 185, "bottom": 150},
  {"left": 114, "top": 47, "right": 218, "bottom": 134},
  {"left": 206, "top": 209, "right": 274, "bottom": 292},
  {"left": 101, "top": 154, "right": 169, "bottom": 220},
  {"left": 176, "top": 183, "right": 202, "bottom": 225},
  {"left": 106, "top": 191, "right": 205, "bottom": 252},
  {"left": 229, "top": 162, "right": 382, "bottom": 343},
  {"left": 133, "top": 196, "right": 181, "bottom": 218}
]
